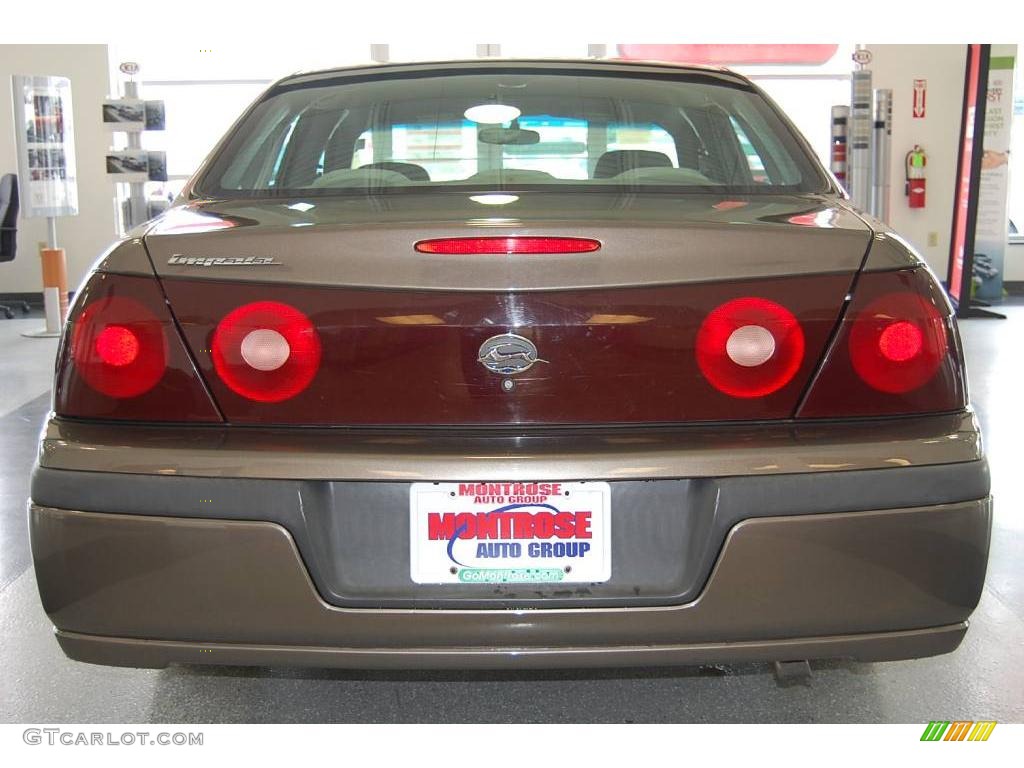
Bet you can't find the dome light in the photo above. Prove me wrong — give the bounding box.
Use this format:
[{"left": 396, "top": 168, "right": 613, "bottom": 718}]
[{"left": 464, "top": 104, "right": 521, "bottom": 124}]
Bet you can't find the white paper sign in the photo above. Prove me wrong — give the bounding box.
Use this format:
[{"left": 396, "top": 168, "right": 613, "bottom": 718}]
[{"left": 11, "top": 75, "right": 79, "bottom": 218}]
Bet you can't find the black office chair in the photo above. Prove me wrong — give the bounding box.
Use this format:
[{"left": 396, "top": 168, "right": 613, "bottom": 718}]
[{"left": 1, "top": 174, "right": 30, "bottom": 319}]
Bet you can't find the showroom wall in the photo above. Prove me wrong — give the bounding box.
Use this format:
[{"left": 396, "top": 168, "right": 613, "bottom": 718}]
[
  {"left": 1008, "top": 241, "right": 1024, "bottom": 281},
  {"left": 0, "top": 45, "right": 116, "bottom": 294},
  {"left": 865, "top": 44, "right": 967, "bottom": 276},
  {"left": 2, "top": 44, "right": 1013, "bottom": 293}
]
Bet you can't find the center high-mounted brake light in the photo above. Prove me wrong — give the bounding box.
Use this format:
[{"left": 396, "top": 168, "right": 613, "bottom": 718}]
[{"left": 414, "top": 237, "right": 601, "bottom": 255}]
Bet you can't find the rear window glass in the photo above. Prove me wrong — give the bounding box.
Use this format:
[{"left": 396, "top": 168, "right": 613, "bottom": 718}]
[{"left": 198, "top": 68, "right": 828, "bottom": 198}]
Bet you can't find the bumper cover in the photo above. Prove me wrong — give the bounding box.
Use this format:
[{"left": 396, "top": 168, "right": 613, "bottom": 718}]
[
  {"left": 30, "top": 497, "right": 991, "bottom": 669},
  {"left": 31, "top": 411, "right": 992, "bottom": 667},
  {"left": 31, "top": 460, "right": 991, "bottom": 609}
]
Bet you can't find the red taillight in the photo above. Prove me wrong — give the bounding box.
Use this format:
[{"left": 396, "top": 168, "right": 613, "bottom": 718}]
[
  {"left": 212, "top": 301, "right": 321, "bottom": 403},
  {"left": 56, "top": 272, "right": 222, "bottom": 422},
  {"left": 95, "top": 325, "right": 141, "bottom": 367},
  {"left": 414, "top": 237, "right": 601, "bottom": 255},
  {"left": 878, "top": 321, "right": 923, "bottom": 362},
  {"left": 71, "top": 296, "right": 167, "bottom": 398},
  {"left": 696, "top": 297, "right": 805, "bottom": 398},
  {"left": 799, "top": 269, "right": 965, "bottom": 418},
  {"left": 849, "top": 292, "right": 947, "bottom": 393}
]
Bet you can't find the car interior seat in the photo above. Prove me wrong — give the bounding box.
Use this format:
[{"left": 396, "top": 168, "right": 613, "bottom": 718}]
[
  {"left": 593, "top": 149, "right": 673, "bottom": 178},
  {"left": 358, "top": 161, "right": 430, "bottom": 182}
]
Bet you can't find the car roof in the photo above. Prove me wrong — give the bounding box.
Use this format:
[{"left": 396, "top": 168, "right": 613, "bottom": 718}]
[{"left": 278, "top": 58, "right": 749, "bottom": 88}]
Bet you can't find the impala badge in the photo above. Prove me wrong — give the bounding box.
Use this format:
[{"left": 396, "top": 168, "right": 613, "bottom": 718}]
[
  {"left": 167, "top": 254, "right": 281, "bottom": 267},
  {"left": 478, "top": 333, "right": 547, "bottom": 375}
]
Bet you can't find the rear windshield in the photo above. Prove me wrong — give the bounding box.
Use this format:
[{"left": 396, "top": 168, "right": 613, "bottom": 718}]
[{"left": 195, "top": 67, "right": 829, "bottom": 198}]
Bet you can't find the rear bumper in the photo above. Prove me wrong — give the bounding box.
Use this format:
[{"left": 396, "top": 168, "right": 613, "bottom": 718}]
[
  {"left": 30, "top": 496, "right": 991, "bottom": 669},
  {"left": 31, "top": 459, "right": 991, "bottom": 610},
  {"left": 55, "top": 624, "right": 969, "bottom": 671},
  {"left": 30, "top": 411, "right": 992, "bottom": 668}
]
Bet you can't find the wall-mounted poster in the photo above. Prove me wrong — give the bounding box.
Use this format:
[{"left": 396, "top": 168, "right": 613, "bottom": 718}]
[
  {"left": 105, "top": 150, "right": 167, "bottom": 182},
  {"left": 105, "top": 150, "right": 150, "bottom": 182},
  {"left": 146, "top": 150, "right": 167, "bottom": 181},
  {"left": 102, "top": 98, "right": 145, "bottom": 131},
  {"left": 11, "top": 75, "right": 80, "bottom": 218},
  {"left": 973, "top": 46, "right": 1017, "bottom": 301},
  {"left": 144, "top": 100, "right": 166, "bottom": 131}
]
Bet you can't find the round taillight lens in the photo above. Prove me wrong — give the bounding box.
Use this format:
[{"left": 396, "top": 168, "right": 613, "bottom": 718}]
[
  {"left": 95, "top": 325, "right": 141, "bottom": 367},
  {"left": 878, "top": 321, "right": 923, "bottom": 362},
  {"left": 71, "top": 297, "right": 167, "bottom": 398},
  {"left": 212, "top": 301, "right": 321, "bottom": 403},
  {"left": 849, "top": 292, "right": 947, "bottom": 394},
  {"left": 696, "top": 297, "right": 805, "bottom": 398}
]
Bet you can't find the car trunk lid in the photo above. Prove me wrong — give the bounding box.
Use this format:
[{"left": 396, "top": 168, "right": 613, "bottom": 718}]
[{"left": 145, "top": 192, "right": 871, "bottom": 425}]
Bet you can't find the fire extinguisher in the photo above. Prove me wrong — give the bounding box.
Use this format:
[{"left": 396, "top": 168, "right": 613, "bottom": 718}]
[{"left": 905, "top": 145, "right": 926, "bottom": 208}]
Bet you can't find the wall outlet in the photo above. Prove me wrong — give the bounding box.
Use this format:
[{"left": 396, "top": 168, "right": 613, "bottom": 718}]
[{"left": 927, "top": 232, "right": 939, "bottom": 247}]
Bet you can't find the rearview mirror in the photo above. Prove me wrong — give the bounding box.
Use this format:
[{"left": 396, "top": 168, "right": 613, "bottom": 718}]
[{"left": 478, "top": 126, "right": 541, "bottom": 146}]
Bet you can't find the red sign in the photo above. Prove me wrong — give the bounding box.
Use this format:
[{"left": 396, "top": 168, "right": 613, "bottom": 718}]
[
  {"left": 913, "top": 79, "right": 927, "bottom": 118},
  {"left": 948, "top": 48, "right": 982, "bottom": 303},
  {"left": 615, "top": 44, "right": 839, "bottom": 66}
]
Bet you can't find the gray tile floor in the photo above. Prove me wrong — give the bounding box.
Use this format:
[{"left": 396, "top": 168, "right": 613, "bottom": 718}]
[{"left": 0, "top": 309, "right": 1021, "bottom": 724}]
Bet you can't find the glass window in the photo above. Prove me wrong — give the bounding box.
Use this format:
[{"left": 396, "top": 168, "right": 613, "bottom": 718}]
[
  {"left": 197, "top": 68, "right": 829, "bottom": 198},
  {"left": 730, "top": 116, "right": 768, "bottom": 183},
  {"left": 503, "top": 116, "right": 589, "bottom": 179},
  {"left": 391, "top": 121, "right": 479, "bottom": 181},
  {"left": 140, "top": 82, "right": 269, "bottom": 178},
  {"left": 608, "top": 122, "right": 679, "bottom": 168}
]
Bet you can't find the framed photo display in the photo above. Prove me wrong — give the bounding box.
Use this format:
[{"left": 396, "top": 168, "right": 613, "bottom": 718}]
[{"left": 11, "top": 75, "right": 80, "bottom": 218}]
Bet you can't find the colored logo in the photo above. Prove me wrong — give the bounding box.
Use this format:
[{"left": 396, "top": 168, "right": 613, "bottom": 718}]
[
  {"left": 477, "top": 333, "right": 547, "bottom": 375},
  {"left": 458, "top": 568, "right": 565, "bottom": 583},
  {"left": 424, "top": 482, "right": 594, "bottom": 583},
  {"left": 432, "top": 503, "right": 593, "bottom": 567},
  {"left": 852, "top": 49, "right": 873, "bottom": 66},
  {"left": 920, "top": 721, "right": 997, "bottom": 741}
]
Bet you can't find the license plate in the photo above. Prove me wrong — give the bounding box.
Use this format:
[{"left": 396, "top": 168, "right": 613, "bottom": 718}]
[{"left": 410, "top": 481, "right": 611, "bottom": 584}]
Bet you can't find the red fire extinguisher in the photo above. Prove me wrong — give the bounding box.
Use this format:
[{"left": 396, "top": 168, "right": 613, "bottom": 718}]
[{"left": 905, "top": 145, "right": 926, "bottom": 208}]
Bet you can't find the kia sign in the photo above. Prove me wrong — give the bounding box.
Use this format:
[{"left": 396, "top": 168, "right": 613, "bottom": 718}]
[{"left": 852, "top": 49, "right": 873, "bottom": 66}]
